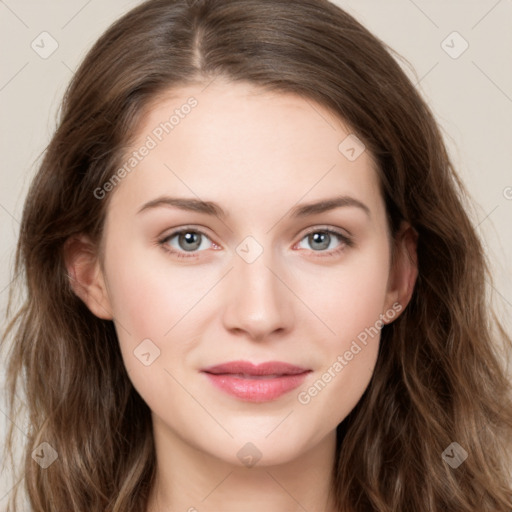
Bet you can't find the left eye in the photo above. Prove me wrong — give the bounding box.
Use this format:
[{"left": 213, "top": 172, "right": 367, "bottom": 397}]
[{"left": 296, "top": 229, "right": 351, "bottom": 253}]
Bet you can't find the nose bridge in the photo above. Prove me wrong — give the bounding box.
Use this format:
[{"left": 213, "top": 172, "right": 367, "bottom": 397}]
[{"left": 221, "top": 235, "right": 294, "bottom": 339}]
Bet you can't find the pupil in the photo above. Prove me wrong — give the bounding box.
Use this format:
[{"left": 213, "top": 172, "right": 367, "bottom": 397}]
[
  {"left": 180, "top": 232, "right": 201, "bottom": 251},
  {"left": 310, "top": 232, "right": 329, "bottom": 250}
]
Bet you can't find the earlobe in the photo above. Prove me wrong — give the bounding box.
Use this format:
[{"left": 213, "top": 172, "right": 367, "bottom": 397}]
[
  {"left": 63, "top": 235, "right": 113, "bottom": 320},
  {"left": 383, "top": 222, "right": 418, "bottom": 323}
]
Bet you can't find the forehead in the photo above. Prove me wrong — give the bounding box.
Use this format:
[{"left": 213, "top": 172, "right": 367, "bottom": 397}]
[{"left": 108, "top": 80, "right": 383, "bottom": 219}]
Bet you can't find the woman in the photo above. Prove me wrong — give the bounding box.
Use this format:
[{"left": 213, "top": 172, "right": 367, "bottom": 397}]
[{"left": 2, "top": 0, "right": 511, "bottom": 510}]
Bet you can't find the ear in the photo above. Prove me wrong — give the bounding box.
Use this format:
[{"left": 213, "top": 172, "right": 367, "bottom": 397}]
[
  {"left": 63, "top": 234, "right": 113, "bottom": 320},
  {"left": 383, "top": 221, "right": 418, "bottom": 323}
]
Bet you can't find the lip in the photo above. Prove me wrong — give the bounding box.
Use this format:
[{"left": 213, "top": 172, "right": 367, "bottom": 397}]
[{"left": 201, "top": 360, "right": 311, "bottom": 402}]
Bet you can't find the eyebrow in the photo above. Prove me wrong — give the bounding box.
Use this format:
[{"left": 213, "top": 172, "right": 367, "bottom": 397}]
[{"left": 137, "top": 195, "right": 371, "bottom": 219}]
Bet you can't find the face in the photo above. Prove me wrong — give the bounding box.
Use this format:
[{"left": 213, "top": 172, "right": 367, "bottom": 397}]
[{"left": 76, "top": 79, "right": 414, "bottom": 468}]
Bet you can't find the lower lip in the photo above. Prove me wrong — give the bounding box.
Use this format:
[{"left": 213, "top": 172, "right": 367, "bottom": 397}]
[{"left": 203, "top": 372, "right": 310, "bottom": 402}]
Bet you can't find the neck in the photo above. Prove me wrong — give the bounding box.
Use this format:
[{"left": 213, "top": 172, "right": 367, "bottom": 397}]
[{"left": 146, "top": 415, "right": 339, "bottom": 512}]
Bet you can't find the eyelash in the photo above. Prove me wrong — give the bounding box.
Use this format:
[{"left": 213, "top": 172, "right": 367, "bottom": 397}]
[{"left": 157, "top": 226, "right": 354, "bottom": 260}]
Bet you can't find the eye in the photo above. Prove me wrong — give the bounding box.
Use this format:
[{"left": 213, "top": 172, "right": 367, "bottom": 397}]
[
  {"left": 158, "top": 226, "right": 353, "bottom": 260},
  {"left": 158, "top": 228, "right": 217, "bottom": 259},
  {"left": 295, "top": 227, "right": 353, "bottom": 257}
]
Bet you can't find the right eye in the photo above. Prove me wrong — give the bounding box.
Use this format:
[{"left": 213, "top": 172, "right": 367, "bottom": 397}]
[{"left": 158, "top": 228, "right": 218, "bottom": 259}]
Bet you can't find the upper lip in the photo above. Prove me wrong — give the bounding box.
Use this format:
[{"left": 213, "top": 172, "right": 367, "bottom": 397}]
[{"left": 202, "top": 360, "right": 310, "bottom": 376}]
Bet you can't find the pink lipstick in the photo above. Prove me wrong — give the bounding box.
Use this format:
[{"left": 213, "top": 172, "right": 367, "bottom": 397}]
[{"left": 201, "top": 360, "right": 311, "bottom": 402}]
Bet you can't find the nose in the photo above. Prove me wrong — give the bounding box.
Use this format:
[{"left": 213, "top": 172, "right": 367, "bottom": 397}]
[{"left": 221, "top": 244, "right": 295, "bottom": 342}]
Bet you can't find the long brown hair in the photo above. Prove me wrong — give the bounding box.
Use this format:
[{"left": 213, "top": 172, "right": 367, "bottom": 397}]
[{"left": 2, "top": 0, "right": 511, "bottom": 510}]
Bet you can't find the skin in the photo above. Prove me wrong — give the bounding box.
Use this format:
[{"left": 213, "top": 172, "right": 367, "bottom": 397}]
[{"left": 66, "top": 78, "right": 418, "bottom": 512}]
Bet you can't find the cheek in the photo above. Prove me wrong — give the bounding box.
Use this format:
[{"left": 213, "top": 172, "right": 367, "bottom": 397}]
[
  {"left": 104, "top": 241, "right": 208, "bottom": 338},
  {"left": 302, "top": 243, "right": 391, "bottom": 342},
  {"left": 295, "top": 243, "right": 390, "bottom": 421},
  {"left": 102, "top": 235, "right": 227, "bottom": 370},
  {"left": 104, "top": 252, "right": 194, "bottom": 408}
]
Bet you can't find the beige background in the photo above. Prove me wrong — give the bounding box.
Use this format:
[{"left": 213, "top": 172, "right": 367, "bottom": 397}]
[{"left": 1, "top": 0, "right": 511, "bottom": 504}]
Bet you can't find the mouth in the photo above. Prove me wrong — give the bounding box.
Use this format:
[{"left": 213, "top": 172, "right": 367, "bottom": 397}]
[{"left": 201, "top": 360, "right": 311, "bottom": 402}]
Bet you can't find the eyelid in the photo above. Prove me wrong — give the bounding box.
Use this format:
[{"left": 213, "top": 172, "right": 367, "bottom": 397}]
[
  {"left": 158, "top": 224, "right": 352, "bottom": 243},
  {"left": 158, "top": 224, "right": 213, "bottom": 239},
  {"left": 300, "top": 224, "right": 352, "bottom": 239}
]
